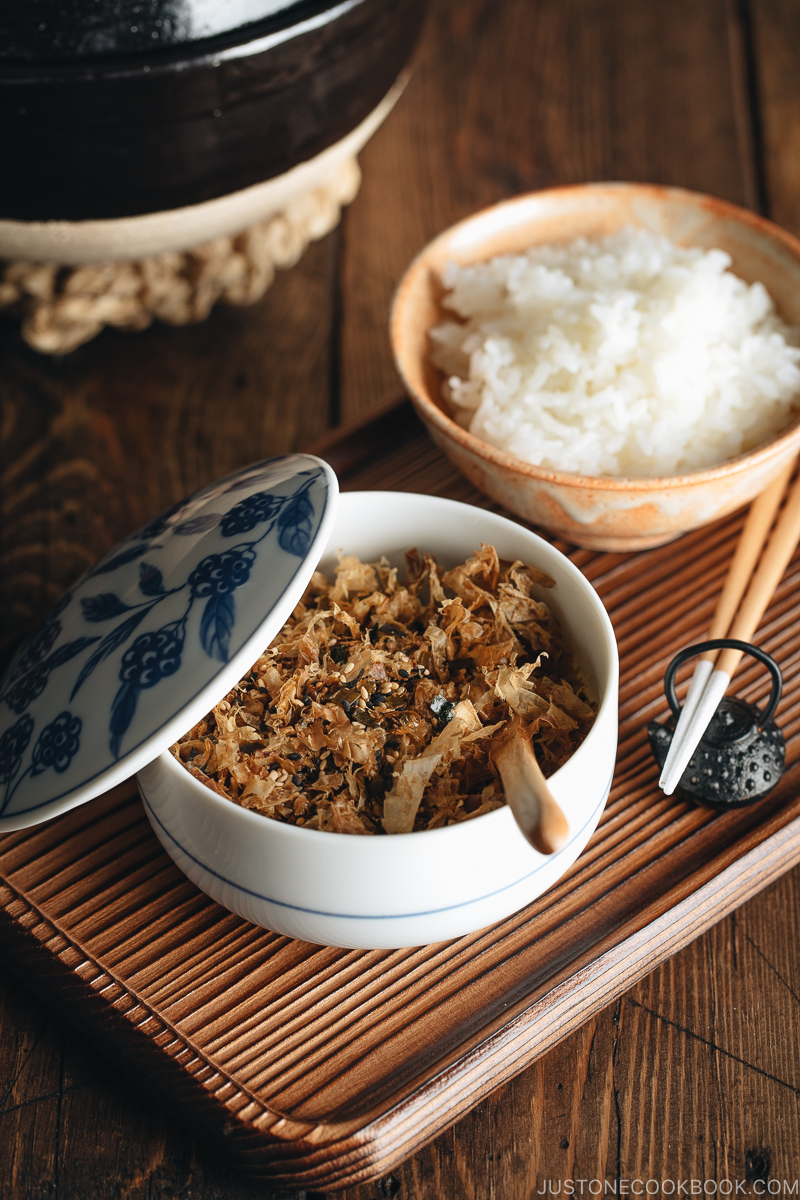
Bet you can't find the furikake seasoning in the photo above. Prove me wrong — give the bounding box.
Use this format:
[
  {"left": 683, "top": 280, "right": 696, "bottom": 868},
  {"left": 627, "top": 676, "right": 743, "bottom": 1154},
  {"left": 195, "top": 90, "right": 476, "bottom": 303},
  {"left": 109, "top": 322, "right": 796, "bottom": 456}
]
[{"left": 172, "top": 545, "right": 595, "bottom": 834}]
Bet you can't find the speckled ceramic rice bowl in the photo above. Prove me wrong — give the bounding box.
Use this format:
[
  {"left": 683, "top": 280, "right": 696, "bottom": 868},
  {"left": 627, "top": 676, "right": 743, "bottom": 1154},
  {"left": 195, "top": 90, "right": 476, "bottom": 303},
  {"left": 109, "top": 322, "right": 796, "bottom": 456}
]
[{"left": 391, "top": 183, "right": 800, "bottom": 551}]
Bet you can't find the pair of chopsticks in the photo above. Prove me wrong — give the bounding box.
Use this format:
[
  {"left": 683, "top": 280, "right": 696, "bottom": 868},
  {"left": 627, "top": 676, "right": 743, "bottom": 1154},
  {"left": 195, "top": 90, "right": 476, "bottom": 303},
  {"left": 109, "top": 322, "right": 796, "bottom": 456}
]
[{"left": 659, "top": 458, "right": 800, "bottom": 795}]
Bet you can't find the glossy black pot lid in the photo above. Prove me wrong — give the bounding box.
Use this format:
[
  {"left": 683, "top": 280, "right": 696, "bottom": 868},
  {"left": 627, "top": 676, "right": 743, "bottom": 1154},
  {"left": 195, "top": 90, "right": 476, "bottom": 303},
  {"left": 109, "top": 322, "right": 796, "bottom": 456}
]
[{"left": 1, "top": 0, "right": 346, "bottom": 62}]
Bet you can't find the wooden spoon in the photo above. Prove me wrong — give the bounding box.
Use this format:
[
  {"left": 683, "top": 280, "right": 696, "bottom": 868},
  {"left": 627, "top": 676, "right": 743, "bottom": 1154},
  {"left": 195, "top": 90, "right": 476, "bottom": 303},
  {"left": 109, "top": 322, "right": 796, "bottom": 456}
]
[{"left": 494, "top": 729, "right": 570, "bottom": 855}]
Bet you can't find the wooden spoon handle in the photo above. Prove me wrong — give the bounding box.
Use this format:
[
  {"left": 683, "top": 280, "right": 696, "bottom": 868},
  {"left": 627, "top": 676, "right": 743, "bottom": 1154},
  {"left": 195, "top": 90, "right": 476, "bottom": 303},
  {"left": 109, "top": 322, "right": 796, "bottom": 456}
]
[{"left": 494, "top": 733, "right": 570, "bottom": 855}]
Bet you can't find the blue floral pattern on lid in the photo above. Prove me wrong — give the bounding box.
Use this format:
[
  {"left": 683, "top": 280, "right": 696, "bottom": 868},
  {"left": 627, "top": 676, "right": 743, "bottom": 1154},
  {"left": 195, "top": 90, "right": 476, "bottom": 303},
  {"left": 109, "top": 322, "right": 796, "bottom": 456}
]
[{"left": 0, "top": 454, "right": 338, "bottom": 830}]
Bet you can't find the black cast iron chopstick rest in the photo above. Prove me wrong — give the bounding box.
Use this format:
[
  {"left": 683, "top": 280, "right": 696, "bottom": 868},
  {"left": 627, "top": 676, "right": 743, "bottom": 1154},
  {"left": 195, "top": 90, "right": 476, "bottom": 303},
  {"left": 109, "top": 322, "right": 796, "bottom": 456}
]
[{"left": 647, "top": 638, "right": 785, "bottom": 808}]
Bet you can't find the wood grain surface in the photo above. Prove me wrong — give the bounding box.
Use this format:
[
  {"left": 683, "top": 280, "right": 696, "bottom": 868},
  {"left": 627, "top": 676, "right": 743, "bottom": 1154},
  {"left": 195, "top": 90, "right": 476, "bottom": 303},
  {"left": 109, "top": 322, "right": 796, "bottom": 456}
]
[{"left": 2, "top": 0, "right": 800, "bottom": 1195}]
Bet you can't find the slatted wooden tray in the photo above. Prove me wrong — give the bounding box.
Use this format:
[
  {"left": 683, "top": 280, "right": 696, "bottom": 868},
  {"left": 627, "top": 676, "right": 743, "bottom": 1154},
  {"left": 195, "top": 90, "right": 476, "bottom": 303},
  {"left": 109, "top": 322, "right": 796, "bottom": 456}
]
[{"left": 3, "top": 398, "right": 800, "bottom": 1192}]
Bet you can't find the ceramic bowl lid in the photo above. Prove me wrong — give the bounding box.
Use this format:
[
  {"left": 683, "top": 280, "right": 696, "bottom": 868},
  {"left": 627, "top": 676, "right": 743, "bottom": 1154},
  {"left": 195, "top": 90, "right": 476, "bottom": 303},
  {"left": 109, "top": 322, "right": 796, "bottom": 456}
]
[{"left": 0, "top": 454, "right": 338, "bottom": 831}]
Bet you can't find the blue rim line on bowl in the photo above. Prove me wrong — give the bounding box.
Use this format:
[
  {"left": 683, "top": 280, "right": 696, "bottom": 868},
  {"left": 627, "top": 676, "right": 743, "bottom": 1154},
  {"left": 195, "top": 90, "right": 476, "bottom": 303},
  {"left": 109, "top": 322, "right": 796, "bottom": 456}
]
[{"left": 140, "top": 774, "right": 613, "bottom": 921}]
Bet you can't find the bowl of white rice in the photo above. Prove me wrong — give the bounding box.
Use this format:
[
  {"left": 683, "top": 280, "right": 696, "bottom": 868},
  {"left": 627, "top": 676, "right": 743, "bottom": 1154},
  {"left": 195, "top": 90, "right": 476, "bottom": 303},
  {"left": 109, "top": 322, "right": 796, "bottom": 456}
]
[{"left": 390, "top": 183, "right": 800, "bottom": 550}]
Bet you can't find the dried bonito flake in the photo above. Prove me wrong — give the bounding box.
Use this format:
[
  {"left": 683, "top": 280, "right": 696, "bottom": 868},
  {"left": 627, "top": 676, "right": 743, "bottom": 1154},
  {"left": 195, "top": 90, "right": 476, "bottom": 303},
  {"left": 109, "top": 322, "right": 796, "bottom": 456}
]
[{"left": 172, "top": 545, "right": 595, "bottom": 834}]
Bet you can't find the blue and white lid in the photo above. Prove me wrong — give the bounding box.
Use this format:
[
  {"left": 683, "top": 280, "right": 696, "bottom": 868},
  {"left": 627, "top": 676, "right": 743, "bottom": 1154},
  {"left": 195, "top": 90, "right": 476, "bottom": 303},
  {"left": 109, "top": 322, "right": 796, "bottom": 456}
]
[{"left": 0, "top": 454, "right": 338, "bottom": 831}]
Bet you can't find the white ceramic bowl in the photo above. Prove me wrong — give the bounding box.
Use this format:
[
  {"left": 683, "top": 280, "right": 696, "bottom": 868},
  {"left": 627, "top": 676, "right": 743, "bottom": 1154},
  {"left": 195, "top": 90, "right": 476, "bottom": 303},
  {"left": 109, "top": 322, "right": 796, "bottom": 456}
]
[{"left": 137, "top": 491, "right": 618, "bottom": 948}]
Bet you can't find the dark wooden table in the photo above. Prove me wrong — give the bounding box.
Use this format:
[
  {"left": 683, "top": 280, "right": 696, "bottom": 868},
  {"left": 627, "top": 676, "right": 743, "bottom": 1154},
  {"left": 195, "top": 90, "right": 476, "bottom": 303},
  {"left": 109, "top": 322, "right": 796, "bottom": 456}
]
[{"left": 2, "top": 1, "right": 800, "bottom": 1195}]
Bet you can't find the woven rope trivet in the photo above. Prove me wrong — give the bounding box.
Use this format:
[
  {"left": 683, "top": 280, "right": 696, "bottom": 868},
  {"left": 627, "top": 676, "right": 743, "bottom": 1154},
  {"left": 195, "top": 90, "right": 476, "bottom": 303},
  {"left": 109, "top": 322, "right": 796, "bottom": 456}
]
[{"left": 0, "top": 158, "right": 361, "bottom": 355}]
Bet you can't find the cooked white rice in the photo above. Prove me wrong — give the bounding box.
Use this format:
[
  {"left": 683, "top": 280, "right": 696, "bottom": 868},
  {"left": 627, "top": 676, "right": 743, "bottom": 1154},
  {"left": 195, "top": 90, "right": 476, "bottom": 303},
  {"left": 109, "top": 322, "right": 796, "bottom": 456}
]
[{"left": 430, "top": 228, "right": 800, "bottom": 478}]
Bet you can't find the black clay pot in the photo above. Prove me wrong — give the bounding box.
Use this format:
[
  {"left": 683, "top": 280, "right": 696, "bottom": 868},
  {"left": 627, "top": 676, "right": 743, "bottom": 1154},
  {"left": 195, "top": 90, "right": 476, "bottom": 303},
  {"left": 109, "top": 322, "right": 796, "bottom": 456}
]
[{"left": 0, "top": 0, "right": 427, "bottom": 222}]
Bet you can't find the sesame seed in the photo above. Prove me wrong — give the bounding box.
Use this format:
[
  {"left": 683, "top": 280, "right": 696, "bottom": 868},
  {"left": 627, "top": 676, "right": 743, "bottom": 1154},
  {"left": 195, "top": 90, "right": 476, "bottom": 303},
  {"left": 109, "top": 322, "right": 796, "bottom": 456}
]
[
  {"left": 344, "top": 661, "right": 355, "bottom": 674},
  {"left": 268, "top": 770, "right": 279, "bottom": 781},
  {"left": 360, "top": 685, "right": 369, "bottom": 700},
  {"left": 358, "top": 698, "right": 367, "bottom": 709}
]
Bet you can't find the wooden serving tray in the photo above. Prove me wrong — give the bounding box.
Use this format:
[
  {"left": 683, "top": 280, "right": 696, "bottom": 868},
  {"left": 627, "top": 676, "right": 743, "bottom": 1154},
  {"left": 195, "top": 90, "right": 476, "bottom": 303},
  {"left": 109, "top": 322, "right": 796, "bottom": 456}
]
[{"left": 2, "top": 398, "right": 800, "bottom": 1191}]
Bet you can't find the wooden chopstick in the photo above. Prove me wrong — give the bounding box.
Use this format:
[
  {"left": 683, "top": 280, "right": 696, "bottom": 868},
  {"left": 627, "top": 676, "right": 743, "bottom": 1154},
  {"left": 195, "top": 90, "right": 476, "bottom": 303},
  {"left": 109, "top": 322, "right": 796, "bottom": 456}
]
[
  {"left": 715, "top": 469, "right": 800, "bottom": 673},
  {"left": 658, "top": 464, "right": 793, "bottom": 788},
  {"left": 659, "top": 459, "right": 800, "bottom": 795},
  {"left": 700, "top": 461, "right": 796, "bottom": 658}
]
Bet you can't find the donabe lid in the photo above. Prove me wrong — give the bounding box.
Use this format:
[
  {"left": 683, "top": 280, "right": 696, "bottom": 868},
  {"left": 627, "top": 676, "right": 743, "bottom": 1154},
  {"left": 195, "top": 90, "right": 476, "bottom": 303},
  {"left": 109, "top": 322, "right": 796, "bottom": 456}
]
[
  {"left": 0, "top": 0, "right": 328, "bottom": 63},
  {"left": 0, "top": 455, "right": 338, "bottom": 831}
]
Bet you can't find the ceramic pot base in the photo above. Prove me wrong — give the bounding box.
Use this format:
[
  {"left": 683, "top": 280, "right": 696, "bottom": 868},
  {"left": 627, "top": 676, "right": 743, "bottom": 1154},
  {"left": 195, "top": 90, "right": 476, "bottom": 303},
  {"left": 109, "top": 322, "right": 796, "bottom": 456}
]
[
  {"left": 0, "top": 76, "right": 409, "bottom": 354},
  {"left": 0, "top": 156, "right": 360, "bottom": 355}
]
